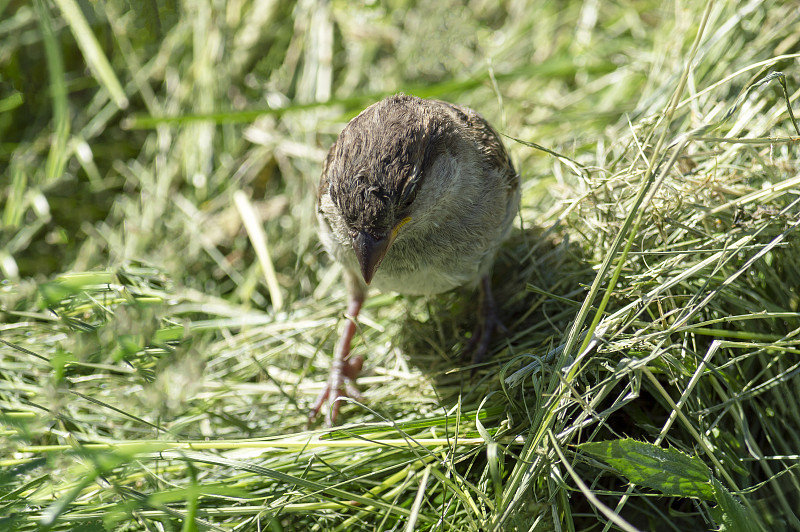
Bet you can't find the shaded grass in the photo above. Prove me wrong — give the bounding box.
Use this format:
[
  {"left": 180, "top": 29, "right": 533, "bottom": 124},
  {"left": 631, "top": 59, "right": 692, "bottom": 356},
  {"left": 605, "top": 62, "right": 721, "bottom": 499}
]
[{"left": 2, "top": 0, "right": 800, "bottom": 530}]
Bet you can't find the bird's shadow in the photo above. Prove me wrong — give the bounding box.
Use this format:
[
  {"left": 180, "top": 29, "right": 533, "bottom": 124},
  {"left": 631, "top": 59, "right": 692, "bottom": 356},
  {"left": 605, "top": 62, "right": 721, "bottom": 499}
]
[{"left": 390, "top": 222, "right": 594, "bottom": 411}]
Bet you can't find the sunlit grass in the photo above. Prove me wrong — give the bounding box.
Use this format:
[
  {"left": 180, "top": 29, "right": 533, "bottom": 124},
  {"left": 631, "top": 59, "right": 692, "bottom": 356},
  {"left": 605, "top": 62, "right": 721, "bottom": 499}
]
[{"left": 1, "top": 0, "right": 800, "bottom": 530}]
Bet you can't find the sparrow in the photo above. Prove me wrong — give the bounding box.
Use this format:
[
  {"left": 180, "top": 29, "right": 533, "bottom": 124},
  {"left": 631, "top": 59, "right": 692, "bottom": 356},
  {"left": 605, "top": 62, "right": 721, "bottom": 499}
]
[{"left": 313, "top": 94, "right": 520, "bottom": 424}]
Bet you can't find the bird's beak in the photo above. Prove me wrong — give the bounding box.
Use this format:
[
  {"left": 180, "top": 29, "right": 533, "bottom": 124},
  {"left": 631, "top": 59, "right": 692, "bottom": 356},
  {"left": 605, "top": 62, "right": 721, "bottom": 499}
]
[{"left": 352, "top": 217, "right": 411, "bottom": 284}]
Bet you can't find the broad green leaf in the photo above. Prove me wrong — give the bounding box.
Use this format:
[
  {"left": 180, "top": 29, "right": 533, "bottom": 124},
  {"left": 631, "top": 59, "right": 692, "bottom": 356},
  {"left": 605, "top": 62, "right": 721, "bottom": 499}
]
[
  {"left": 710, "top": 478, "right": 762, "bottom": 532},
  {"left": 578, "top": 438, "right": 715, "bottom": 500}
]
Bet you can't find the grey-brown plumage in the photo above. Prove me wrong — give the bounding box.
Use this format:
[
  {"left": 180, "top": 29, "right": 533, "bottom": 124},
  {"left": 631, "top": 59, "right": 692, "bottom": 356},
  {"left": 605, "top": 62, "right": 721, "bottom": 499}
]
[{"left": 312, "top": 94, "right": 519, "bottom": 424}]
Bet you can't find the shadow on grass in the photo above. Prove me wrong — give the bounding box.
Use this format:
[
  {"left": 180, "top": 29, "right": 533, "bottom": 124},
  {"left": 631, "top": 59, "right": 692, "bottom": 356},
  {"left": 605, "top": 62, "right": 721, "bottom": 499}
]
[{"left": 393, "top": 223, "right": 593, "bottom": 413}]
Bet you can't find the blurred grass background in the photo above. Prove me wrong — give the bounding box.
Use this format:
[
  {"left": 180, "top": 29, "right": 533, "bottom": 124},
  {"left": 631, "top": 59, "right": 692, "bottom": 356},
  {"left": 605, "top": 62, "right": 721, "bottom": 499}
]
[{"left": 2, "top": 0, "right": 800, "bottom": 530}]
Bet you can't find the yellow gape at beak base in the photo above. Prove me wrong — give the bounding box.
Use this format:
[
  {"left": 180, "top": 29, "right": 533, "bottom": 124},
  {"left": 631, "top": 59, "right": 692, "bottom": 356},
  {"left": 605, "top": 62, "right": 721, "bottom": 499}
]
[{"left": 391, "top": 217, "right": 412, "bottom": 240}]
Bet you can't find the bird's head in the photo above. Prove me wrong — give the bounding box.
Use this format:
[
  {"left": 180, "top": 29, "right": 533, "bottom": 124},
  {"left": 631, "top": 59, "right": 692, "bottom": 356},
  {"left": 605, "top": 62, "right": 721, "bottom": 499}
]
[{"left": 321, "top": 95, "right": 437, "bottom": 284}]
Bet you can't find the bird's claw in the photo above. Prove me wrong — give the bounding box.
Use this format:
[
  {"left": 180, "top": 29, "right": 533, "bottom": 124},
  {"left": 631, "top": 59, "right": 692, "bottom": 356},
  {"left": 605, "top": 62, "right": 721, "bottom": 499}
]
[{"left": 308, "top": 355, "right": 363, "bottom": 426}]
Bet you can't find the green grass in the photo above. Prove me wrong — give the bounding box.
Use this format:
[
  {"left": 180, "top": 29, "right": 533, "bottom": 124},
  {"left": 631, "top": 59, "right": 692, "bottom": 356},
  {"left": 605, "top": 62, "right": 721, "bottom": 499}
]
[{"left": 2, "top": 0, "right": 800, "bottom": 530}]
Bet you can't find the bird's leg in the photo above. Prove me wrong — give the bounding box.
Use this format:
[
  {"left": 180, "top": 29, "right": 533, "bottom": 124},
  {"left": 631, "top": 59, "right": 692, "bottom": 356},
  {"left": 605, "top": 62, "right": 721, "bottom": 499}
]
[
  {"left": 464, "top": 275, "right": 507, "bottom": 365},
  {"left": 309, "top": 272, "right": 366, "bottom": 426}
]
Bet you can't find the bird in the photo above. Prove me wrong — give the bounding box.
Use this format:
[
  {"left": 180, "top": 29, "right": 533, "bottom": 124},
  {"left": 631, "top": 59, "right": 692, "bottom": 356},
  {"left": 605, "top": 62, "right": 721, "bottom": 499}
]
[{"left": 313, "top": 94, "right": 520, "bottom": 425}]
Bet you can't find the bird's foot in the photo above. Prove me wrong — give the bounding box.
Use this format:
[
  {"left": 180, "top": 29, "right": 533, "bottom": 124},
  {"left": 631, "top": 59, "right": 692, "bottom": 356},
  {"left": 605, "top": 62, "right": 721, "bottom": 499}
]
[
  {"left": 308, "top": 355, "right": 363, "bottom": 426},
  {"left": 309, "top": 283, "right": 365, "bottom": 426},
  {"left": 463, "top": 276, "right": 507, "bottom": 366}
]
